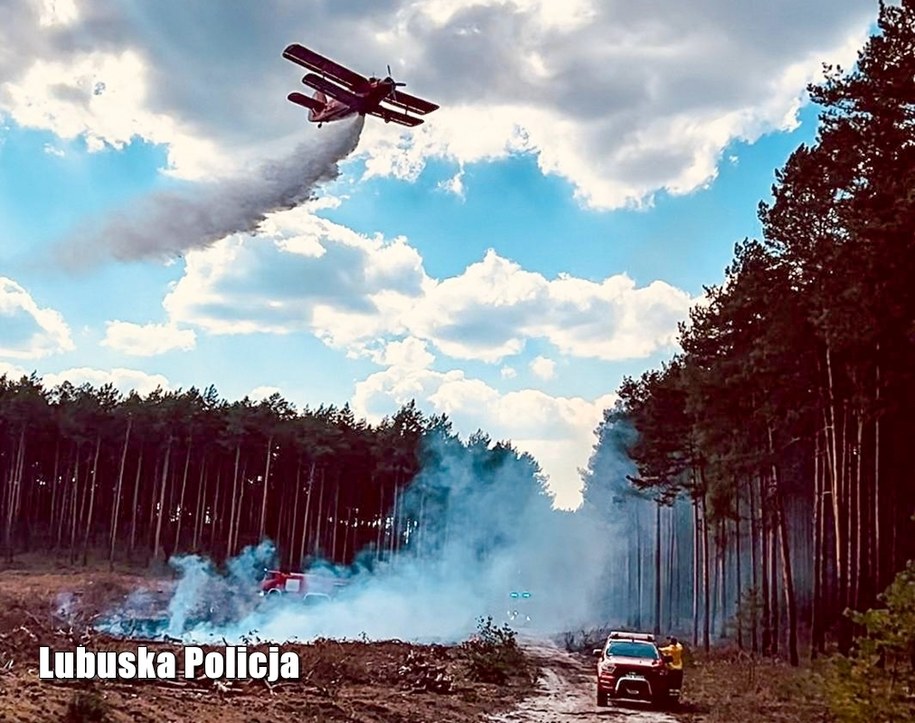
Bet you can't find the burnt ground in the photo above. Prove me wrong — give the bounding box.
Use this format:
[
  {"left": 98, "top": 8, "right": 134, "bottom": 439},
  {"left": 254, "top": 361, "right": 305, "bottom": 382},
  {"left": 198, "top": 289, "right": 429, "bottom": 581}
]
[
  {"left": 0, "top": 563, "right": 831, "bottom": 722},
  {"left": 0, "top": 564, "right": 534, "bottom": 722}
]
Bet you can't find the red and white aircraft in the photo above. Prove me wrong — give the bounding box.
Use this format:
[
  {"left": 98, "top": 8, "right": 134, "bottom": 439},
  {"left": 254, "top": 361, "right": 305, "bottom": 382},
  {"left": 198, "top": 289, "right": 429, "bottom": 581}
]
[{"left": 282, "top": 43, "right": 439, "bottom": 128}]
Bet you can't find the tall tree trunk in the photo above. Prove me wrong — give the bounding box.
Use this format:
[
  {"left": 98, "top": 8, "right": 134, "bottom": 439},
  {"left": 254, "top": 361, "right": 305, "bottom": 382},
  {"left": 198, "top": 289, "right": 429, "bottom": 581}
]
[
  {"left": 152, "top": 437, "right": 173, "bottom": 564},
  {"left": 853, "top": 413, "right": 864, "bottom": 609},
  {"left": 760, "top": 475, "right": 771, "bottom": 655},
  {"left": 314, "top": 467, "right": 325, "bottom": 557},
  {"left": 654, "top": 501, "right": 662, "bottom": 636},
  {"left": 773, "top": 468, "right": 799, "bottom": 666},
  {"left": 192, "top": 464, "right": 208, "bottom": 552},
  {"left": 299, "top": 461, "right": 316, "bottom": 567},
  {"left": 258, "top": 435, "right": 274, "bottom": 541},
  {"left": 769, "top": 481, "right": 779, "bottom": 656},
  {"left": 375, "top": 482, "right": 385, "bottom": 563},
  {"left": 109, "top": 418, "right": 132, "bottom": 569},
  {"left": 47, "top": 441, "right": 61, "bottom": 552},
  {"left": 701, "top": 494, "right": 710, "bottom": 653},
  {"left": 735, "top": 488, "right": 743, "bottom": 649},
  {"left": 749, "top": 474, "right": 759, "bottom": 653},
  {"left": 718, "top": 520, "right": 727, "bottom": 639},
  {"left": 227, "top": 445, "right": 241, "bottom": 557},
  {"left": 692, "top": 496, "right": 700, "bottom": 647},
  {"left": 287, "top": 460, "right": 302, "bottom": 566},
  {"left": 4, "top": 427, "right": 26, "bottom": 559},
  {"left": 667, "top": 505, "right": 676, "bottom": 630},
  {"left": 70, "top": 450, "right": 88, "bottom": 562},
  {"left": 81, "top": 434, "right": 102, "bottom": 566},
  {"left": 873, "top": 355, "right": 881, "bottom": 591},
  {"left": 812, "top": 431, "right": 824, "bottom": 659},
  {"left": 331, "top": 483, "right": 341, "bottom": 561},
  {"left": 128, "top": 447, "right": 144, "bottom": 559},
  {"left": 173, "top": 442, "right": 192, "bottom": 555},
  {"left": 824, "top": 346, "right": 847, "bottom": 650}
]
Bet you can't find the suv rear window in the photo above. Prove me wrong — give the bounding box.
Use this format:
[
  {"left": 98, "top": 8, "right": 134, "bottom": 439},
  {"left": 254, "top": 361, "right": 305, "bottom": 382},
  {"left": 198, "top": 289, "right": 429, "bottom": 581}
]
[{"left": 606, "top": 641, "right": 659, "bottom": 659}]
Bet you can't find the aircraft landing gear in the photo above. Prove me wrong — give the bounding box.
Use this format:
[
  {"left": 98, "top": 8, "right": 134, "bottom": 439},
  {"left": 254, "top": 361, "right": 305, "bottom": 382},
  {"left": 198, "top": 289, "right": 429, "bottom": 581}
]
[{"left": 318, "top": 122, "right": 323, "bottom": 128}]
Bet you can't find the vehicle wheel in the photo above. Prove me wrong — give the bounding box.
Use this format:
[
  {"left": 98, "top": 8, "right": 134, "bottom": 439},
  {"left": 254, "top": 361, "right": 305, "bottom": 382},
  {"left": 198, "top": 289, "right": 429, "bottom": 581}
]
[{"left": 596, "top": 689, "right": 609, "bottom": 707}]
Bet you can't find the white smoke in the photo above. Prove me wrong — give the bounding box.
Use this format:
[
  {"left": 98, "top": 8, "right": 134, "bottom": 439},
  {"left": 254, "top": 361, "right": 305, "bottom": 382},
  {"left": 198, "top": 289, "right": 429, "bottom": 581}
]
[
  {"left": 58, "top": 117, "right": 365, "bottom": 268},
  {"left": 100, "top": 437, "right": 624, "bottom": 645}
]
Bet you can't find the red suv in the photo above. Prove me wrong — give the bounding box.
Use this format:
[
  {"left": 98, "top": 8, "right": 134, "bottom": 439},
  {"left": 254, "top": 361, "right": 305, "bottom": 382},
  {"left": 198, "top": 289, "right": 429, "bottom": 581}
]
[{"left": 594, "top": 631, "right": 678, "bottom": 708}]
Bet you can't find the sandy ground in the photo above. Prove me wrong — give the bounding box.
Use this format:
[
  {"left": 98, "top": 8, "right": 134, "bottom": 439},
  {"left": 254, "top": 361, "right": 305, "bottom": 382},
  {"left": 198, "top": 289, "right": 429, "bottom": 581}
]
[{"left": 491, "top": 639, "right": 678, "bottom": 723}]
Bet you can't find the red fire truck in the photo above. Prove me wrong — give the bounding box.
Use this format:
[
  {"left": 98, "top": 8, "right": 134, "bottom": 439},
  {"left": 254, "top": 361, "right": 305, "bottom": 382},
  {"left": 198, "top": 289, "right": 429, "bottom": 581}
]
[{"left": 259, "top": 570, "right": 346, "bottom": 603}]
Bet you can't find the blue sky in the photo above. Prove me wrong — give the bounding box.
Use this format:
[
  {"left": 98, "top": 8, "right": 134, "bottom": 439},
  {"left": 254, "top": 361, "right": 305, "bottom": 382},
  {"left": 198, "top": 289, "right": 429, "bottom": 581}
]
[{"left": 0, "top": 0, "right": 877, "bottom": 508}]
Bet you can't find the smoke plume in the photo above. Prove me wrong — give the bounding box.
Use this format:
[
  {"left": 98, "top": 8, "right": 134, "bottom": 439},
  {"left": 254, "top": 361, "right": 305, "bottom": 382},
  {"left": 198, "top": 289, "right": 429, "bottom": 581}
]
[
  {"left": 100, "top": 435, "right": 624, "bottom": 645},
  {"left": 58, "top": 116, "right": 365, "bottom": 268}
]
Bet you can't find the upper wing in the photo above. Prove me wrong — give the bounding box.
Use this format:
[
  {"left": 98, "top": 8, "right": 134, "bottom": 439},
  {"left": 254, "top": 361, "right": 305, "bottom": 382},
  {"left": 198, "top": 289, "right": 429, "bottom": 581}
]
[
  {"left": 283, "top": 43, "right": 368, "bottom": 89},
  {"left": 302, "top": 73, "right": 361, "bottom": 107},
  {"left": 367, "top": 106, "right": 424, "bottom": 127},
  {"left": 383, "top": 90, "right": 439, "bottom": 115}
]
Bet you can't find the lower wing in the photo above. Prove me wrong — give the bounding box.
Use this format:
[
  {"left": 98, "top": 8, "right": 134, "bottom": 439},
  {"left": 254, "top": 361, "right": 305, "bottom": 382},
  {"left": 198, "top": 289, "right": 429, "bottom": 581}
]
[
  {"left": 301, "top": 74, "right": 361, "bottom": 108},
  {"left": 368, "top": 107, "right": 424, "bottom": 127}
]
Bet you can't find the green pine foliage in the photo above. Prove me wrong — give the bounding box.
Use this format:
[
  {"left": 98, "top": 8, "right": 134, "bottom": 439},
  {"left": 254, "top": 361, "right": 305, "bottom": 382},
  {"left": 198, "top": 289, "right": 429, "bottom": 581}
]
[{"left": 826, "top": 561, "right": 915, "bottom": 722}]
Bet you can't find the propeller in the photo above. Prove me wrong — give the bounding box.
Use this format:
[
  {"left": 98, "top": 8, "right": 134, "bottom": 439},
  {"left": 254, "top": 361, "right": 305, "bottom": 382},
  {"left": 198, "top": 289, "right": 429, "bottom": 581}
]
[{"left": 384, "top": 63, "right": 407, "bottom": 102}]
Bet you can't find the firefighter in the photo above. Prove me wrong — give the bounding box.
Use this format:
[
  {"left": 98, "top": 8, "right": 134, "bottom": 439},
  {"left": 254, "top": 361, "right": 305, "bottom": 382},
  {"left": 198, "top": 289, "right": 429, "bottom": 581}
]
[{"left": 659, "top": 636, "right": 684, "bottom": 693}]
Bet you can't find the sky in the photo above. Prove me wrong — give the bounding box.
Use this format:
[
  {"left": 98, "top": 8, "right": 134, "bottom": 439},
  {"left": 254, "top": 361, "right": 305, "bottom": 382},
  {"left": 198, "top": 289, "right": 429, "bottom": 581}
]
[{"left": 0, "top": 0, "right": 879, "bottom": 509}]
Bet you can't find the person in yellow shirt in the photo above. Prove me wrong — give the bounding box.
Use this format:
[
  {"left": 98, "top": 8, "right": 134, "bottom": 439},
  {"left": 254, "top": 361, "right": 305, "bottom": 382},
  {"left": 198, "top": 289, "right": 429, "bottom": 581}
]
[{"left": 658, "top": 636, "right": 684, "bottom": 693}]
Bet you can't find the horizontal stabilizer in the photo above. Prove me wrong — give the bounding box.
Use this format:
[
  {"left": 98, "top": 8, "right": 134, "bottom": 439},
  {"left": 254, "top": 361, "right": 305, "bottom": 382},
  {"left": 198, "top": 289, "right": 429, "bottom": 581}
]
[{"left": 287, "top": 92, "right": 323, "bottom": 111}]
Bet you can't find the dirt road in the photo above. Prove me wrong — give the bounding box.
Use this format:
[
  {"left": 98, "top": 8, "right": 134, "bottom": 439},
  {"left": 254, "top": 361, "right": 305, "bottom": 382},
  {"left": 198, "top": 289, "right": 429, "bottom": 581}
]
[{"left": 491, "top": 640, "right": 677, "bottom": 723}]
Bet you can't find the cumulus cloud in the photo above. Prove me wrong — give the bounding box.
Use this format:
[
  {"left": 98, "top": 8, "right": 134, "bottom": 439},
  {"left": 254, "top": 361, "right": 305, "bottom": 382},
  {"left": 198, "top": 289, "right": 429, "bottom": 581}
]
[
  {"left": 42, "top": 367, "right": 169, "bottom": 396},
  {"left": 0, "top": 361, "right": 29, "bottom": 379},
  {"left": 0, "top": 0, "right": 874, "bottom": 207},
  {"left": 530, "top": 355, "right": 556, "bottom": 380},
  {"left": 163, "top": 210, "right": 695, "bottom": 364},
  {"left": 352, "top": 363, "right": 616, "bottom": 509},
  {"left": 102, "top": 321, "right": 196, "bottom": 356},
  {"left": 248, "top": 385, "right": 282, "bottom": 402},
  {"left": 0, "top": 277, "right": 74, "bottom": 359},
  {"left": 162, "top": 206, "right": 427, "bottom": 344}
]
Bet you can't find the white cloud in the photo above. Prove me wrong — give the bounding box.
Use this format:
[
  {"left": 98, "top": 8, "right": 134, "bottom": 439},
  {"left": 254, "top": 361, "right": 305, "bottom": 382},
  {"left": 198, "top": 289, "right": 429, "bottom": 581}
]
[
  {"left": 406, "top": 250, "right": 696, "bottom": 362},
  {"left": 0, "top": 361, "right": 29, "bottom": 379},
  {"left": 2, "top": 49, "right": 226, "bottom": 179},
  {"left": 352, "top": 363, "right": 616, "bottom": 509},
  {"left": 36, "top": 0, "right": 79, "bottom": 27},
  {"left": 530, "top": 356, "right": 556, "bottom": 380},
  {"left": 42, "top": 367, "right": 169, "bottom": 396},
  {"left": 0, "top": 1, "right": 873, "bottom": 206},
  {"left": 371, "top": 337, "right": 436, "bottom": 370},
  {"left": 162, "top": 207, "right": 428, "bottom": 347},
  {"left": 248, "top": 385, "right": 282, "bottom": 402},
  {"left": 437, "top": 168, "right": 465, "bottom": 198},
  {"left": 164, "top": 210, "right": 694, "bottom": 365},
  {"left": 0, "top": 277, "right": 74, "bottom": 359},
  {"left": 500, "top": 366, "right": 517, "bottom": 379},
  {"left": 102, "top": 321, "right": 196, "bottom": 356}
]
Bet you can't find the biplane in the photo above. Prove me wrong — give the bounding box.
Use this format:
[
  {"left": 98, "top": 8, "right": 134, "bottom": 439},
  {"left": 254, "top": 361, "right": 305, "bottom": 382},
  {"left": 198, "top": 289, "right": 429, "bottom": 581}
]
[{"left": 282, "top": 43, "right": 439, "bottom": 128}]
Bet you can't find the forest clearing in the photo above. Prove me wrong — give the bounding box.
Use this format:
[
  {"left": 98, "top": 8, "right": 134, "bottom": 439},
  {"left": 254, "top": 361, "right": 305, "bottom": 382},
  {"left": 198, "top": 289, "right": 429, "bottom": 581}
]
[{"left": 2, "top": 3, "right": 915, "bottom": 722}]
